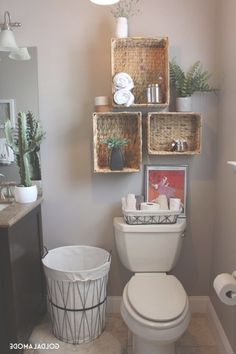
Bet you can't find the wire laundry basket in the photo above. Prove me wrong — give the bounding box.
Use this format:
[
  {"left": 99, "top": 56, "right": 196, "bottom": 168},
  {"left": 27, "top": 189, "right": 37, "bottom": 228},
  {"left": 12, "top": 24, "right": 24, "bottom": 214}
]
[{"left": 42, "top": 246, "right": 111, "bottom": 345}]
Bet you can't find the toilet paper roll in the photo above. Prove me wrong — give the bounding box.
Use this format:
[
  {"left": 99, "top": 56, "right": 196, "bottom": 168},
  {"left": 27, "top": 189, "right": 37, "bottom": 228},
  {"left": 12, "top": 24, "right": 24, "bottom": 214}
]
[
  {"left": 213, "top": 273, "right": 236, "bottom": 306},
  {"left": 140, "top": 202, "right": 160, "bottom": 211}
]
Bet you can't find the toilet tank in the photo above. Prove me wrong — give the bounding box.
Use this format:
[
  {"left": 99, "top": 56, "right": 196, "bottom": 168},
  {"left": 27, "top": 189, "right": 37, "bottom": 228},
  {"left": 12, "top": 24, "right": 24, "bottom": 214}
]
[{"left": 113, "top": 217, "right": 186, "bottom": 272}]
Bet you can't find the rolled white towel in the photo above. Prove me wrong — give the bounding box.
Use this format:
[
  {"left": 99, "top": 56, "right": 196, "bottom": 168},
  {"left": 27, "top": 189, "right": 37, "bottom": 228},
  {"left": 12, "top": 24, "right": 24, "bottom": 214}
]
[
  {"left": 113, "top": 72, "right": 134, "bottom": 91},
  {"left": 114, "top": 89, "right": 134, "bottom": 107}
]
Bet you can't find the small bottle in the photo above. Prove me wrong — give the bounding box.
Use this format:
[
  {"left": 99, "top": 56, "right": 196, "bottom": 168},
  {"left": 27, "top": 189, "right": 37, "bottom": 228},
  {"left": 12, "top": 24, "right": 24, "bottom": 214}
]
[
  {"left": 150, "top": 84, "right": 160, "bottom": 103},
  {"left": 155, "top": 84, "right": 160, "bottom": 103},
  {"left": 147, "top": 84, "right": 152, "bottom": 103}
]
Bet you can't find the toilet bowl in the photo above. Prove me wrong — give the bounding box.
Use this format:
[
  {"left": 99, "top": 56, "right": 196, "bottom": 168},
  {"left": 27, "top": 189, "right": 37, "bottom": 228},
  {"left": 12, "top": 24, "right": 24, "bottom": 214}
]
[
  {"left": 113, "top": 217, "right": 190, "bottom": 354},
  {"left": 121, "top": 273, "right": 190, "bottom": 354}
]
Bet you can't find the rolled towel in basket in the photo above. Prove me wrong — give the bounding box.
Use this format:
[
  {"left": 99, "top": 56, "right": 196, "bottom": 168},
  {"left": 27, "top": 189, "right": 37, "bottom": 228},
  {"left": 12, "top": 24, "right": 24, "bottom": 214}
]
[
  {"left": 114, "top": 89, "right": 134, "bottom": 107},
  {"left": 113, "top": 72, "right": 134, "bottom": 91}
]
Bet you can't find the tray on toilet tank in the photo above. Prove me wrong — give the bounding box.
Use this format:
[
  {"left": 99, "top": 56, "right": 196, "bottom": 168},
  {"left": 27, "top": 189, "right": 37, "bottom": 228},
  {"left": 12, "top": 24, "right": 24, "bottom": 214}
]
[{"left": 122, "top": 208, "right": 181, "bottom": 225}]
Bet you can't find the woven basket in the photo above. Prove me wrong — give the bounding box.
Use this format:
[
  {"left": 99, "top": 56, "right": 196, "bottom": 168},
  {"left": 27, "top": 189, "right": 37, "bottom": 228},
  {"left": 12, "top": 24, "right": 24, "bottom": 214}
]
[
  {"left": 147, "top": 112, "right": 202, "bottom": 155},
  {"left": 93, "top": 112, "right": 142, "bottom": 173},
  {"left": 111, "top": 37, "right": 169, "bottom": 107}
]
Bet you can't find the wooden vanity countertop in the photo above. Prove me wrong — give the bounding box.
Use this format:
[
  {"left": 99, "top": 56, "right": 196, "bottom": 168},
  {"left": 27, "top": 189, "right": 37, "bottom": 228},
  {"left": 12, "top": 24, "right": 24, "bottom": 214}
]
[{"left": 0, "top": 198, "right": 43, "bottom": 228}]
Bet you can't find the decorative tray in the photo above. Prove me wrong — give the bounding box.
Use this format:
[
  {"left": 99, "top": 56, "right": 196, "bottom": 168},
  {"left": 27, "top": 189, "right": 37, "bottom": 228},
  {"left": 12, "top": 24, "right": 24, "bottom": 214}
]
[{"left": 123, "top": 208, "right": 181, "bottom": 225}]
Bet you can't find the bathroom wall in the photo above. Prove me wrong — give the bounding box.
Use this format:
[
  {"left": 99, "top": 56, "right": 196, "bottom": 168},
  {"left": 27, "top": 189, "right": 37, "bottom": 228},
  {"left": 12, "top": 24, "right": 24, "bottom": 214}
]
[
  {"left": 210, "top": 0, "right": 236, "bottom": 351},
  {"left": 1, "top": 0, "right": 218, "bottom": 296}
]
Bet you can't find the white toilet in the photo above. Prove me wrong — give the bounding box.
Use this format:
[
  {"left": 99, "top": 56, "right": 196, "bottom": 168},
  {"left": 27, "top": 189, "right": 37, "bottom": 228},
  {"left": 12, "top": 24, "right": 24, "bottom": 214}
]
[{"left": 113, "top": 217, "right": 191, "bottom": 354}]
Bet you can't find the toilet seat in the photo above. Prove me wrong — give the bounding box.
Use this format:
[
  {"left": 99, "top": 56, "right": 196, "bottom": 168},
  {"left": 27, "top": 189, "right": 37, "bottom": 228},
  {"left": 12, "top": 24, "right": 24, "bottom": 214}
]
[
  {"left": 127, "top": 273, "right": 187, "bottom": 323},
  {"left": 121, "top": 279, "right": 191, "bottom": 342}
]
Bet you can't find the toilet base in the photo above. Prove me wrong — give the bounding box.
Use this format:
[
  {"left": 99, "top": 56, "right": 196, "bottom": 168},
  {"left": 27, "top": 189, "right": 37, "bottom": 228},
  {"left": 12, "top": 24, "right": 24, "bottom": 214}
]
[{"left": 133, "top": 334, "right": 175, "bottom": 354}]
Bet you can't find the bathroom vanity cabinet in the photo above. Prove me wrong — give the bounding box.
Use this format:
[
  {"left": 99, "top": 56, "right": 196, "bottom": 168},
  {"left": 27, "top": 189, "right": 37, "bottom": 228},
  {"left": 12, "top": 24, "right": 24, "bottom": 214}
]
[{"left": 0, "top": 201, "right": 46, "bottom": 354}]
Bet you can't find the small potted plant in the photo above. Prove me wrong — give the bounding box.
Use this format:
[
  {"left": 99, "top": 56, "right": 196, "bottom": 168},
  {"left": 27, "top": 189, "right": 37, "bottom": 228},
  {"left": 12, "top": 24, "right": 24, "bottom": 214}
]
[
  {"left": 103, "top": 136, "right": 129, "bottom": 170},
  {"left": 111, "top": 0, "right": 140, "bottom": 38},
  {"left": 5, "top": 112, "right": 45, "bottom": 203},
  {"left": 170, "top": 59, "right": 215, "bottom": 111}
]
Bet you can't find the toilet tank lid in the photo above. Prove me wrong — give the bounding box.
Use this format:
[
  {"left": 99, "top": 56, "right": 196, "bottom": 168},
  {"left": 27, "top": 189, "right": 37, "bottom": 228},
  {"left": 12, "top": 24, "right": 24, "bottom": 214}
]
[
  {"left": 127, "top": 273, "right": 187, "bottom": 322},
  {"left": 113, "top": 217, "right": 186, "bottom": 233}
]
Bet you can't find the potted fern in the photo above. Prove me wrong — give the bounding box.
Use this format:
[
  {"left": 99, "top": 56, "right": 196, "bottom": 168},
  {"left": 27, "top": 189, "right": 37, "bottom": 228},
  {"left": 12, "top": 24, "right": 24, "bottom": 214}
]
[
  {"left": 5, "top": 112, "right": 45, "bottom": 203},
  {"left": 103, "top": 136, "right": 129, "bottom": 170},
  {"left": 170, "top": 59, "right": 214, "bottom": 111},
  {"left": 111, "top": 0, "right": 140, "bottom": 38}
]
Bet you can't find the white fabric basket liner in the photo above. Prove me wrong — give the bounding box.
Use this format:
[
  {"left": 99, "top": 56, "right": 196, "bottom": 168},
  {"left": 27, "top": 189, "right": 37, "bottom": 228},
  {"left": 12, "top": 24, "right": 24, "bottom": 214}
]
[{"left": 42, "top": 245, "right": 111, "bottom": 282}]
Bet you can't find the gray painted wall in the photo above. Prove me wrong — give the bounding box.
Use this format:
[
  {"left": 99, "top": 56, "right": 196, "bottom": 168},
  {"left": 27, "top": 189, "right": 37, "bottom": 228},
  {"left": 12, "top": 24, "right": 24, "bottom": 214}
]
[
  {"left": 0, "top": 0, "right": 218, "bottom": 297},
  {"left": 210, "top": 0, "right": 236, "bottom": 352}
]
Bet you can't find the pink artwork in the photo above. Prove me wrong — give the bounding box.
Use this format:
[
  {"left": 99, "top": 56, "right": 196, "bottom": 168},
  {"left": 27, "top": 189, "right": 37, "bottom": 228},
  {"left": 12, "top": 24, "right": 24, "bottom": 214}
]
[{"left": 145, "top": 166, "right": 187, "bottom": 217}]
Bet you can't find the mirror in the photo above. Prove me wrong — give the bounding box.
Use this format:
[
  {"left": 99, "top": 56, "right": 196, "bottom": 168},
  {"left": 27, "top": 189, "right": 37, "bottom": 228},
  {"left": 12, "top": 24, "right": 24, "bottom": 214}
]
[{"left": 0, "top": 47, "right": 39, "bottom": 183}]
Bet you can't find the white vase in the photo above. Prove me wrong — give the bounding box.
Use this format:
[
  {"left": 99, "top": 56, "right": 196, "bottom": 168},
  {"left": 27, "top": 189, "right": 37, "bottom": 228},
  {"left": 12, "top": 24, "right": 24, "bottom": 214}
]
[
  {"left": 31, "top": 180, "right": 43, "bottom": 196},
  {"left": 116, "top": 17, "right": 128, "bottom": 38},
  {"left": 14, "top": 185, "right": 38, "bottom": 203},
  {"left": 176, "top": 97, "right": 192, "bottom": 112}
]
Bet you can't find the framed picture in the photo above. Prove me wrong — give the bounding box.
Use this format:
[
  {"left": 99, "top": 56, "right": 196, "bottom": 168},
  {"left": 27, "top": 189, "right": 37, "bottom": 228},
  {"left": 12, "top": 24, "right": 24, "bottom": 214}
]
[
  {"left": 144, "top": 165, "right": 188, "bottom": 217},
  {"left": 0, "top": 99, "right": 15, "bottom": 129}
]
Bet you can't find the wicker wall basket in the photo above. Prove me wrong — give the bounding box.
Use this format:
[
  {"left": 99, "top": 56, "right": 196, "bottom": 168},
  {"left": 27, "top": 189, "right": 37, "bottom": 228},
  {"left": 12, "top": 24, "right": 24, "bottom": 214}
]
[
  {"left": 93, "top": 112, "right": 142, "bottom": 173},
  {"left": 111, "top": 37, "right": 169, "bottom": 107},
  {"left": 147, "top": 112, "right": 202, "bottom": 155}
]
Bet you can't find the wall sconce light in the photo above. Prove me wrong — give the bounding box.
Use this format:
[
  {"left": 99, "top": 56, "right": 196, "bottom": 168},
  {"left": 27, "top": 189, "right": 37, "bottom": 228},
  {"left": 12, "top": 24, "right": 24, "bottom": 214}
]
[
  {"left": 90, "top": 0, "right": 120, "bottom": 5},
  {"left": 0, "top": 11, "right": 21, "bottom": 51}
]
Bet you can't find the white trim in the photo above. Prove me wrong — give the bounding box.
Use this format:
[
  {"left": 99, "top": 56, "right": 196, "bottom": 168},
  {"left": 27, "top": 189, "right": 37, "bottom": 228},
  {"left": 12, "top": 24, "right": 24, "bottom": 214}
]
[
  {"left": 189, "top": 296, "right": 209, "bottom": 313},
  {"left": 107, "top": 296, "right": 122, "bottom": 313},
  {"left": 206, "top": 299, "right": 234, "bottom": 354},
  {"left": 107, "top": 295, "right": 234, "bottom": 354}
]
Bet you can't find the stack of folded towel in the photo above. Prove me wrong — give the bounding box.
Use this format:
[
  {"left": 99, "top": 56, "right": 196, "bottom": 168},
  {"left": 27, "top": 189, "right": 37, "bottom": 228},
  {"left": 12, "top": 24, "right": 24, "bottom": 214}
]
[{"left": 113, "top": 72, "right": 134, "bottom": 107}]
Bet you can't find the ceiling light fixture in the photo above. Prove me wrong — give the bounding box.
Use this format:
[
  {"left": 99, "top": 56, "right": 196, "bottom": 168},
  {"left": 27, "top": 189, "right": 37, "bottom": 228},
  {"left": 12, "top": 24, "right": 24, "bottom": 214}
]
[
  {"left": 0, "top": 11, "right": 21, "bottom": 52},
  {"left": 89, "top": 0, "right": 120, "bottom": 5}
]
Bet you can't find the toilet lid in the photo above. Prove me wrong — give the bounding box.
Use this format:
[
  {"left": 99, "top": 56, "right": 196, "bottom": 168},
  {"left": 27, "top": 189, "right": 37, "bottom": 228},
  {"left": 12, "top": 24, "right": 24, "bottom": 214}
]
[{"left": 127, "top": 273, "right": 187, "bottom": 322}]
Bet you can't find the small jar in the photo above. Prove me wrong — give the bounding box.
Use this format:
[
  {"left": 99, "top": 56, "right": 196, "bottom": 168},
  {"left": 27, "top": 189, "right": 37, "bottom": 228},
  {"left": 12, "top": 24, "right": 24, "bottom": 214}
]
[
  {"left": 152, "top": 84, "right": 160, "bottom": 103},
  {"left": 147, "top": 84, "right": 161, "bottom": 103},
  {"left": 94, "top": 96, "right": 110, "bottom": 112},
  {"left": 147, "top": 84, "right": 152, "bottom": 103}
]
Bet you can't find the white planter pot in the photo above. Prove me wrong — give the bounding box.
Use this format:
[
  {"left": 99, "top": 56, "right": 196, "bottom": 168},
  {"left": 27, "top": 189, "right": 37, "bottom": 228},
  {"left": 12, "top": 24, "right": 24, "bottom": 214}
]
[
  {"left": 31, "top": 180, "right": 43, "bottom": 196},
  {"left": 176, "top": 97, "right": 192, "bottom": 112},
  {"left": 116, "top": 17, "right": 128, "bottom": 38},
  {"left": 14, "top": 185, "right": 38, "bottom": 203}
]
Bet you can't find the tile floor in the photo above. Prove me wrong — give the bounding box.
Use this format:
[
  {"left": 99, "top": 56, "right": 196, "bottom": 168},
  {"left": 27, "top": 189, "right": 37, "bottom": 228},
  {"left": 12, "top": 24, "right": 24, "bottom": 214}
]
[{"left": 25, "top": 313, "right": 221, "bottom": 354}]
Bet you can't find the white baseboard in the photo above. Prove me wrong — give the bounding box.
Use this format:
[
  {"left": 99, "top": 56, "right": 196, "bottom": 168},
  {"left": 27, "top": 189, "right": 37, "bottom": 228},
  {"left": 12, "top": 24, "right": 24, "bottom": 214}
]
[
  {"left": 107, "top": 296, "right": 122, "bottom": 314},
  {"left": 107, "top": 295, "right": 234, "bottom": 354},
  {"left": 206, "top": 299, "right": 234, "bottom": 354},
  {"left": 189, "top": 296, "right": 209, "bottom": 313}
]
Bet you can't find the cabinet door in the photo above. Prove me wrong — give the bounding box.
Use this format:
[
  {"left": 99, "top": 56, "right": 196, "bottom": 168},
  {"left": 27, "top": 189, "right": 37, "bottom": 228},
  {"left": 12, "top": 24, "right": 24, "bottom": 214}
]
[
  {"left": 0, "top": 227, "right": 17, "bottom": 353},
  {"left": 9, "top": 206, "right": 46, "bottom": 344}
]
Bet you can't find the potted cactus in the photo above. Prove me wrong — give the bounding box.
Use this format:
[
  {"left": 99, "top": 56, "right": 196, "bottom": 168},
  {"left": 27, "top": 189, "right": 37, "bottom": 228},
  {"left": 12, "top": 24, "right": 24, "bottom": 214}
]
[
  {"left": 26, "top": 112, "right": 44, "bottom": 195},
  {"left": 5, "top": 112, "right": 45, "bottom": 203},
  {"left": 103, "top": 136, "right": 129, "bottom": 170}
]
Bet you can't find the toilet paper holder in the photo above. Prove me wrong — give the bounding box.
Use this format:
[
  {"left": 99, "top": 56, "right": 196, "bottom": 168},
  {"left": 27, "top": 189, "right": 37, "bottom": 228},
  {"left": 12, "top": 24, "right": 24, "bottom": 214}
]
[
  {"left": 226, "top": 271, "right": 236, "bottom": 299},
  {"left": 226, "top": 290, "right": 236, "bottom": 299},
  {"left": 214, "top": 271, "right": 236, "bottom": 306}
]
